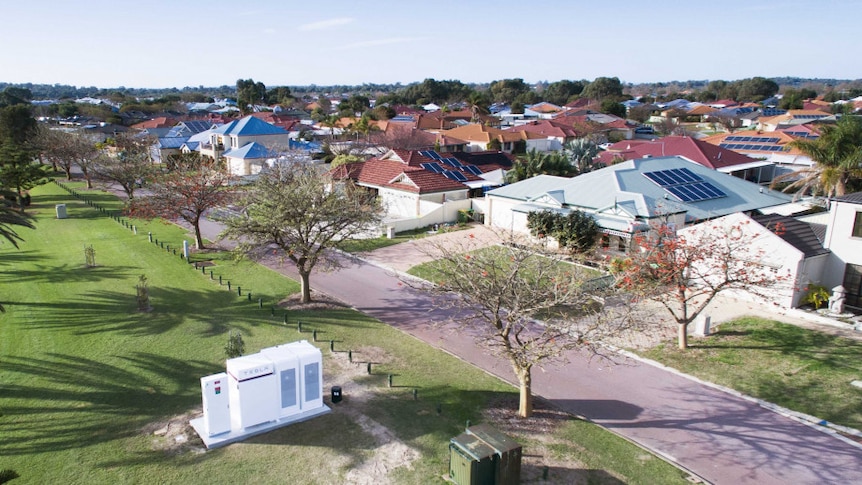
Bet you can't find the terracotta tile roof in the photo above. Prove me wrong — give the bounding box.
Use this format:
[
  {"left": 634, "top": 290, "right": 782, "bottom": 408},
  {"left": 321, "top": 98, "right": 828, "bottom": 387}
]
[
  {"left": 131, "top": 117, "right": 176, "bottom": 129},
  {"left": 506, "top": 120, "right": 577, "bottom": 138},
  {"left": 443, "top": 123, "right": 527, "bottom": 144},
  {"left": 527, "top": 102, "right": 563, "bottom": 113},
  {"left": 597, "top": 136, "right": 758, "bottom": 169},
  {"left": 701, "top": 130, "right": 803, "bottom": 155},
  {"left": 564, "top": 98, "right": 599, "bottom": 110},
  {"left": 334, "top": 150, "right": 491, "bottom": 194},
  {"left": 687, "top": 105, "right": 718, "bottom": 116},
  {"left": 711, "top": 99, "right": 739, "bottom": 108}
]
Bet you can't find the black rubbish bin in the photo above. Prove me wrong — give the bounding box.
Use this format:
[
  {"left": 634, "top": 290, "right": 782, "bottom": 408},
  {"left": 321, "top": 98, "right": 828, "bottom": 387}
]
[{"left": 331, "top": 386, "right": 342, "bottom": 404}]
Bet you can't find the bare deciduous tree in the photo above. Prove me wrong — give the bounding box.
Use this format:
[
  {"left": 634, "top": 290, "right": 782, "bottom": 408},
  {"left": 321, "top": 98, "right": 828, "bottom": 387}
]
[{"left": 411, "top": 231, "right": 640, "bottom": 418}]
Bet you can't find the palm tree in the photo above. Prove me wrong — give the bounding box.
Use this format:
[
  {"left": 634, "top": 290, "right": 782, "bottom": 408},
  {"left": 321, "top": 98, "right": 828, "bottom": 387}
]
[
  {"left": 506, "top": 149, "right": 577, "bottom": 183},
  {"left": 772, "top": 116, "right": 862, "bottom": 201}
]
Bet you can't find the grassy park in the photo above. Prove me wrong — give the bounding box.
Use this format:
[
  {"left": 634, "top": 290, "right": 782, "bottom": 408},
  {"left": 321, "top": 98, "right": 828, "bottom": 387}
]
[{"left": 0, "top": 181, "right": 689, "bottom": 484}]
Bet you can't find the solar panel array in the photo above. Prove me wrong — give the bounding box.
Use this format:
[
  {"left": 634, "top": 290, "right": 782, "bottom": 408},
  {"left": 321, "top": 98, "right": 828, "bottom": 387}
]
[
  {"left": 784, "top": 132, "right": 819, "bottom": 139},
  {"left": 793, "top": 114, "right": 828, "bottom": 120},
  {"left": 419, "top": 150, "right": 443, "bottom": 160},
  {"left": 720, "top": 143, "right": 785, "bottom": 152},
  {"left": 642, "top": 167, "right": 727, "bottom": 203},
  {"left": 420, "top": 162, "right": 445, "bottom": 173},
  {"left": 464, "top": 165, "right": 483, "bottom": 176},
  {"left": 761, "top": 108, "right": 787, "bottom": 117},
  {"left": 443, "top": 170, "right": 468, "bottom": 182},
  {"left": 724, "top": 136, "right": 780, "bottom": 143},
  {"left": 441, "top": 157, "right": 464, "bottom": 168}
]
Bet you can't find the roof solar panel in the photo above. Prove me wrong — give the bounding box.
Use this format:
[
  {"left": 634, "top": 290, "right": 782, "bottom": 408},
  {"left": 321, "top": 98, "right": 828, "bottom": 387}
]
[
  {"left": 464, "top": 165, "right": 483, "bottom": 176},
  {"left": 443, "top": 170, "right": 468, "bottom": 182},
  {"left": 421, "top": 162, "right": 444, "bottom": 173},
  {"left": 419, "top": 150, "right": 434, "bottom": 158},
  {"left": 429, "top": 151, "right": 442, "bottom": 159}
]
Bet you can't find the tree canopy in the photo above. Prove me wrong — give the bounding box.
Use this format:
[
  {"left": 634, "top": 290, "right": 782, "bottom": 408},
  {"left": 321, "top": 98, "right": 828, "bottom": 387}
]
[
  {"left": 412, "top": 231, "right": 638, "bottom": 417},
  {"left": 221, "top": 162, "right": 384, "bottom": 303}
]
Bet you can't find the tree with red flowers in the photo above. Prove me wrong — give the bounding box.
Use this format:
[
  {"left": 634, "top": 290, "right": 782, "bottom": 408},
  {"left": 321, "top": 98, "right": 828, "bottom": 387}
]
[
  {"left": 617, "top": 217, "right": 790, "bottom": 350},
  {"left": 130, "top": 156, "right": 234, "bottom": 250}
]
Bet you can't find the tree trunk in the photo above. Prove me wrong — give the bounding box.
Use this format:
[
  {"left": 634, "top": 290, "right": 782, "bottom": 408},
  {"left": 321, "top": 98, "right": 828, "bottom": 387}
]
[
  {"left": 678, "top": 322, "right": 688, "bottom": 350},
  {"left": 193, "top": 222, "right": 204, "bottom": 250},
  {"left": 65, "top": 168, "right": 72, "bottom": 180},
  {"left": 299, "top": 270, "right": 312, "bottom": 303},
  {"left": 515, "top": 366, "right": 533, "bottom": 418}
]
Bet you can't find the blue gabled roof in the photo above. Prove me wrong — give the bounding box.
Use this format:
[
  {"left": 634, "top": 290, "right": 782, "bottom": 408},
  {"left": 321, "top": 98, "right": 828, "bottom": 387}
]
[
  {"left": 222, "top": 142, "right": 276, "bottom": 160},
  {"left": 158, "top": 136, "right": 189, "bottom": 149},
  {"left": 212, "top": 116, "right": 287, "bottom": 136}
]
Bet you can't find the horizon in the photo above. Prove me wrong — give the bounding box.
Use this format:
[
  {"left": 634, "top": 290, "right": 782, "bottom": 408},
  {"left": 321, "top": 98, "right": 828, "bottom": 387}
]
[{"left": 3, "top": 1, "right": 861, "bottom": 90}]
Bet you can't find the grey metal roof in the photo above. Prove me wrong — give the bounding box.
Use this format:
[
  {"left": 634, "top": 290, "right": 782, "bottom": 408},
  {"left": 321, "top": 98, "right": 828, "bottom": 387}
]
[
  {"left": 834, "top": 192, "right": 862, "bottom": 205},
  {"left": 752, "top": 213, "right": 830, "bottom": 258},
  {"left": 488, "top": 156, "right": 792, "bottom": 223}
]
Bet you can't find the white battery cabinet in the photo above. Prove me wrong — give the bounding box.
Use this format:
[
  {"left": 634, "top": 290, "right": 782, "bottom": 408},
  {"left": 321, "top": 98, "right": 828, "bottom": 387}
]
[
  {"left": 192, "top": 340, "right": 331, "bottom": 449},
  {"left": 226, "top": 355, "right": 279, "bottom": 429},
  {"left": 200, "top": 373, "right": 231, "bottom": 436},
  {"left": 260, "top": 345, "right": 301, "bottom": 418}
]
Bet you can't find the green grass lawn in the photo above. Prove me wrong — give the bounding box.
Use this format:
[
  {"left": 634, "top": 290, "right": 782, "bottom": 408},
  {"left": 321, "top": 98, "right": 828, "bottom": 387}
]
[
  {"left": 407, "top": 245, "right": 604, "bottom": 283},
  {"left": 0, "top": 181, "right": 688, "bottom": 484},
  {"left": 641, "top": 317, "right": 862, "bottom": 430},
  {"left": 338, "top": 224, "right": 471, "bottom": 254}
]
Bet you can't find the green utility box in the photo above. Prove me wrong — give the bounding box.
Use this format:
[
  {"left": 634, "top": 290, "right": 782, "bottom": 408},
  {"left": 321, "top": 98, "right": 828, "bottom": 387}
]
[{"left": 448, "top": 424, "right": 522, "bottom": 485}]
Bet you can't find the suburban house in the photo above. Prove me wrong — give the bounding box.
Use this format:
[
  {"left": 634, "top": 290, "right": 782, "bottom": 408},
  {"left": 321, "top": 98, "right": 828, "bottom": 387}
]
[
  {"left": 821, "top": 192, "right": 862, "bottom": 312},
  {"left": 701, "top": 130, "right": 813, "bottom": 171},
  {"left": 598, "top": 136, "right": 776, "bottom": 184},
  {"left": 757, "top": 109, "right": 833, "bottom": 131},
  {"left": 199, "top": 115, "right": 290, "bottom": 162},
  {"left": 222, "top": 141, "right": 278, "bottom": 176},
  {"left": 442, "top": 124, "right": 537, "bottom": 153},
  {"left": 483, "top": 156, "right": 791, "bottom": 253},
  {"left": 153, "top": 120, "right": 218, "bottom": 163},
  {"left": 505, "top": 119, "right": 586, "bottom": 151},
  {"left": 524, "top": 102, "right": 564, "bottom": 119},
  {"left": 332, "top": 149, "right": 512, "bottom": 232}
]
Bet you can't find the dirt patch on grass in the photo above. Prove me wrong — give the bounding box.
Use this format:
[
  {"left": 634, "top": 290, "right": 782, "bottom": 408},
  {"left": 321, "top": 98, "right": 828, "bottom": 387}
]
[{"left": 277, "top": 291, "right": 350, "bottom": 311}]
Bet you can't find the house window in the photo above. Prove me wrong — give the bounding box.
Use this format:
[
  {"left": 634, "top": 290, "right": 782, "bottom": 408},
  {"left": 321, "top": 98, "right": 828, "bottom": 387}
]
[
  {"left": 618, "top": 237, "right": 627, "bottom": 252},
  {"left": 601, "top": 235, "right": 610, "bottom": 248},
  {"left": 842, "top": 263, "right": 862, "bottom": 312},
  {"left": 853, "top": 212, "right": 862, "bottom": 238}
]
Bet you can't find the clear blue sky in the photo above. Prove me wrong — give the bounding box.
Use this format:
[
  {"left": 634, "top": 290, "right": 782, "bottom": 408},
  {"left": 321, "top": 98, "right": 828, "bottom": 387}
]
[{"left": 3, "top": 0, "right": 861, "bottom": 89}]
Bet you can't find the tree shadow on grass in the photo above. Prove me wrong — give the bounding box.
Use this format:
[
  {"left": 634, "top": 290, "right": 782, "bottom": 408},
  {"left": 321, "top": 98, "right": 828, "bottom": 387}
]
[
  {"left": 0, "top": 250, "right": 44, "bottom": 267},
  {"left": 6, "top": 286, "right": 286, "bottom": 338},
  {"left": 0, "top": 262, "right": 137, "bottom": 284},
  {"left": 0, "top": 351, "right": 216, "bottom": 456}
]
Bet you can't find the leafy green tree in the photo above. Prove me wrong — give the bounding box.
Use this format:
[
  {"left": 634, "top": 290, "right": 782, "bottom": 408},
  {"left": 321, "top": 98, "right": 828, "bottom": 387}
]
[
  {"left": 735, "top": 77, "right": 779, "bottom": 102},
  {"left": 489, "top": 78, "right": 532, "bottom": 104},
  {"left": 0, "top": 104, "right": 47, "bottom": 203},
  {"left": 222, "top": 163, "right": 384, "bottom": 303},
  {"left": 527, "top": 209, "right": 599, "bottom": 255},
  {"left": 236, "top": 78, "right": 267, "bottom": 114},
  {"left": 543, "top": 80, "right": 585, "bottom": 105},
  {"left": 330, "top": 154, "right": 364, "bottom": 170},
  {"left": 600, "top": 100, "right": 626, "bottom": 118},
  {"left": 582, "top": 77, "right": 623, "bottom": 101},
  {"left": 771, "top": 115, "right": 862, "bottom": 199},
  {"left": 94, "top": 133, "right": 155, "bottom": 198}
]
